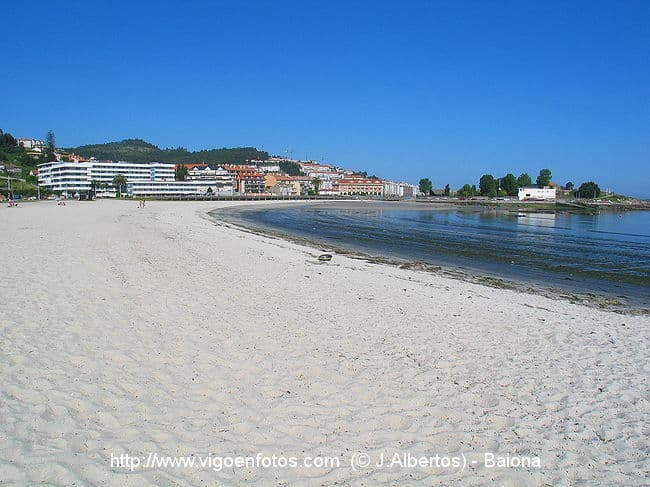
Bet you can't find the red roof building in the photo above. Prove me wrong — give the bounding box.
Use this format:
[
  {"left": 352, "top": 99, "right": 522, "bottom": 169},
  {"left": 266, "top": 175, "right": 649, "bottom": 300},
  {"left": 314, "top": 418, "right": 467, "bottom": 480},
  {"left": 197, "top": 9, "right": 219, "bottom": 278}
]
[{"left": 334, "top": 177, "right": 384, "bottom": 196}]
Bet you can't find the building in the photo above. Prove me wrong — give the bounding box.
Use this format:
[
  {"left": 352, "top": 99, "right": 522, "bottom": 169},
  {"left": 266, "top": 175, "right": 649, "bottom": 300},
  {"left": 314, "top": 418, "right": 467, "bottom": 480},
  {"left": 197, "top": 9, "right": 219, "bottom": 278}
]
[
  {"left": 187, "top": 165, "right": 233, "bottom": 188},
  {"left": 222, "top": 164, "right": 256, "bottom": 176},
  {"left": 16, "top": 138, "right": 44, "bottom": 150},
  {"left": 38, "top": 160, "right": 238, "bottom": 197},
  {"left": 334, "top": 177, "right": 384, "bottom": 196},
  {"left": 179, "top": 163, "right": 208, "bottom": 171},
  {"left": 518, "top": 187, "right": 556, "bottom": 201},
  {"left": 3, "top": 164, "right": 23, "bottom": 175},
  {"left": 289, "top": 175, "right": 313, "bottom": 195},
  {"left": 237, "top": 172, "right": 266, "bottom": 194},
  {"left": 60, "top": 153, "right": 90, "bottom": 163},
  {"left": 306, "top": 169, "right": 342, "bottom": 191},
  {"left": 382, "top": 180, "right": 401, "bottom": 197},
  {"left": 264, "top": 174, "right": 301, "bottom": 196},
  {"left": 127, "top": 179, "right": 233, "bottom": 197},
  {"left": 38, "top": 160, "right": 176, "bottom": 195},
  {"left": 256, "top": 164, "right": 281, "bottom": 173},
  {"left": 221, "top": 166, "right": 266, "bottom": 194},
  {"left": 398, "top": 183, "right": 417, "bottom": 198}
]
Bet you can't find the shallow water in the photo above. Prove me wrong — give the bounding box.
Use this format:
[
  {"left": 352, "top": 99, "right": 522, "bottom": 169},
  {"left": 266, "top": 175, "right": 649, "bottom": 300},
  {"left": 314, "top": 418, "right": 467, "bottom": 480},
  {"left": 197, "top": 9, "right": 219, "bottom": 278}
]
[{"left": 221, "top": 203, "right": 650, "bottom": 307}]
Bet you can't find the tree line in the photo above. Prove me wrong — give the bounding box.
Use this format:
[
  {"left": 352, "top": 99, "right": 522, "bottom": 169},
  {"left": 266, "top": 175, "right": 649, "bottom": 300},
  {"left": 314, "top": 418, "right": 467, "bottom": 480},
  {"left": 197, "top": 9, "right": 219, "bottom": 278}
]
[
  {"left": 72, "top": 138, "right": 269, "bottom": 165},
  {"left": 419, "top": 167, "right": 603, "bottom": 199}
]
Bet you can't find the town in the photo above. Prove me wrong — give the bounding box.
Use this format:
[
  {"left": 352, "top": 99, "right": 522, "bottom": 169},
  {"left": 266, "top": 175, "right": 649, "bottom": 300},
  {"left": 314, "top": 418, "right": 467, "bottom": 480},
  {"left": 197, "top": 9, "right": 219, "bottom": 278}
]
[
  {"left": 1, "top": 131, "right": 639, "bottom": 208},
  {"left": 2, "top": 133, "right": 419, "bottom": 200}
]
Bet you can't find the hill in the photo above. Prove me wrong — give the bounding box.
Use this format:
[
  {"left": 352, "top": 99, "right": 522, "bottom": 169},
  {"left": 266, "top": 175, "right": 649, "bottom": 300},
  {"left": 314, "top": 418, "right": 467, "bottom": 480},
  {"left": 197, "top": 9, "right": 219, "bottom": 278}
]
[{"left": 71, "top": 139, "right": 269, "bottom": 165}]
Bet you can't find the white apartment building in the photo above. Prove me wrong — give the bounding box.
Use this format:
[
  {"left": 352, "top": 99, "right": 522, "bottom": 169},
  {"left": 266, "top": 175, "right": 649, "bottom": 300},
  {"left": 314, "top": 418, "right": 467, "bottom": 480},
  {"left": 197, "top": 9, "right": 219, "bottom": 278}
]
[
  {"left": 187, "top": 165, "right": 234, "bottom": 185},
  {"left": 17, "top": 138, "right": 44, "bottom": 150},
  {"left": 307, "top": 170, "right": 342, "bottom": 191},
  {"left": 256, "top": 164, "right": 281, "bottom": 173},
  {"left": 38, "top": 160, "right": 175, "bottom": 195},
  {"left": 127, "top": 179, "right": 233, "bottom": 197},
  {"left": 398, "top": 182, "right": 417, "bottom": 198},
  {"left": 382, "top": 180, "right": 401, "bottom": 197}
]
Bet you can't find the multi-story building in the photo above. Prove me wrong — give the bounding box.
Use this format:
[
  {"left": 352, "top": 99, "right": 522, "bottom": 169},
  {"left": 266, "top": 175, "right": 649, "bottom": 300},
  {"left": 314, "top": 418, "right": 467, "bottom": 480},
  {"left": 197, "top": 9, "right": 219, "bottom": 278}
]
[
  {"left": 264, "top": 174, "right": 301, "bottom": 196},
  {"left": 127, "top": 179, "right": 233, "bottom": 197},
  {"left": 187, "top": 165, "right": 233, "bottom": 187},
  {"left": 38, "top": 160, "right": 175, "bottom": 195},
  {"left": 398, "top": 182, "right": 417, "bottom": 198},
  {"left": 238, "top": 172, "right": 266, "bottom": 194},
  {"left": 222, "top": 164, "right": 256, "bottom": 174},
  {"left": 382, "top": 180, "right": 401, "bottom": 197},
  {"left": 38, "top": 160, "right": 236, "bottom": 197},
  {"left": 16, "top": 138, "right": 44, "bottom": 150},
  {"left": 289, "top": 175, "right": 313, "bottom": 195},
  {"left": 222, "top": 164, "right": 266, "bottom": 194},
  {"left": 256, "top": 164, "right": 281, "bottom": 173},
  {"left": 180, "top": 163, "right": 208, "bottom": 171},
  {"left": 334, "top": 177, "right": 384, "bottom": 196}
]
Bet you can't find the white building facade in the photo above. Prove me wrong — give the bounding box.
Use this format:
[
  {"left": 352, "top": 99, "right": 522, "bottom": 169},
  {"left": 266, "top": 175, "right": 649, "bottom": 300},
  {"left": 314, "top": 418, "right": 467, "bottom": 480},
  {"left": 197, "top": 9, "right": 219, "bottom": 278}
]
[
  {"left": 38, "top": 160, "right": 235, "bottom": 197},
  {"left": 518, "top": 187, "right": 556, "bottom": 201},
  {"left": 127, "top": 179, "right": 233, "bottom": 197},
  {"left": 38, "top": 160, "right": 175, "bottom": 195}
]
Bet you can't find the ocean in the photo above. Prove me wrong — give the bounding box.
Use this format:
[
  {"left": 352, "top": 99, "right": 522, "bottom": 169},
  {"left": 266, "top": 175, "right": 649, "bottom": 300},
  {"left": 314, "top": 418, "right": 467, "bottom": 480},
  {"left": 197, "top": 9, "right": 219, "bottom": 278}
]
[{"left": 214, "top": 201, "right": 650, "bottom": 309}]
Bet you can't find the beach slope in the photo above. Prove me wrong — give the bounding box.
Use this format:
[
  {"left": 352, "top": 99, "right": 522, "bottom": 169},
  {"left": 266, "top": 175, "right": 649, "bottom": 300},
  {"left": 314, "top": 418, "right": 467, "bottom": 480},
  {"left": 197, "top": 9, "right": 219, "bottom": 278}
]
[{"left": 0, "top": 200, "right": 647, "bottom": 486}]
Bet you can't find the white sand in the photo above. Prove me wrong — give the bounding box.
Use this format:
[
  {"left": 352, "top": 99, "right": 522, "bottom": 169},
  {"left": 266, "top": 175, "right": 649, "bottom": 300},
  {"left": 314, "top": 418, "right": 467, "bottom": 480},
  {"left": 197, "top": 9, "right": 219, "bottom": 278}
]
[{"left": 1, "top": 199, "right": 648, "bottom": 486}]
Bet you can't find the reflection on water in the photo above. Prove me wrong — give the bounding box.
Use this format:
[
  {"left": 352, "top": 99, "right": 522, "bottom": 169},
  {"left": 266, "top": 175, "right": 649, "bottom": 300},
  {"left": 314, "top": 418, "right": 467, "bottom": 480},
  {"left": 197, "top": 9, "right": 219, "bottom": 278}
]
[
  {"left": 234, "top": 206, "right": 650, "bottom": 305},
  {"left": 514, "top": 212, "right": 557, "bottom": 228}
]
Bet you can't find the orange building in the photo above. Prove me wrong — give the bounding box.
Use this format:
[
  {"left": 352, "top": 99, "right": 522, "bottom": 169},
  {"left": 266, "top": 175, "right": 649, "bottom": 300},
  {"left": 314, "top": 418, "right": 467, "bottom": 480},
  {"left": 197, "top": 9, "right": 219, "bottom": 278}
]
[{"left": 334, "top": 177, "right": 383, "bottom": 196}]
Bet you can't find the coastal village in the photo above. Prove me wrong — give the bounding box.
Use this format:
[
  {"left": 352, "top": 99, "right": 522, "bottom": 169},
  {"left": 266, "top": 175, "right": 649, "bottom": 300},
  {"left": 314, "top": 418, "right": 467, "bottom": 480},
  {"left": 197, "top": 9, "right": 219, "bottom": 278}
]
[{"left": 1, "top": 132, "right": 643, "bottom": 208}]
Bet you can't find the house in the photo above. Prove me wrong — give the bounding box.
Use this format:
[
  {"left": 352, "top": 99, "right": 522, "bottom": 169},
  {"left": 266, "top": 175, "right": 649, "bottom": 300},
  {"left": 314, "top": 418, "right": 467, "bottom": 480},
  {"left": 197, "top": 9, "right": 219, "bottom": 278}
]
[
  {"left": 264, "top": 174, "right": 301, "bottom": 196},
  {"left": 16, "top": 138, "right": 44, "bottom": 150},
  {"left": 518, "top": 187, "right": 556, "bottom": 201}
]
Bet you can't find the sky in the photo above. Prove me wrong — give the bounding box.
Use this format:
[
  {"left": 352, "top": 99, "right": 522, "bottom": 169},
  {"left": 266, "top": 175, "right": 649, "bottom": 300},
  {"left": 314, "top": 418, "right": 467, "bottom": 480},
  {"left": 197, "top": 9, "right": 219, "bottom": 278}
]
[{"left": 2, "top": 0, "right": 649, "bottom": 197}]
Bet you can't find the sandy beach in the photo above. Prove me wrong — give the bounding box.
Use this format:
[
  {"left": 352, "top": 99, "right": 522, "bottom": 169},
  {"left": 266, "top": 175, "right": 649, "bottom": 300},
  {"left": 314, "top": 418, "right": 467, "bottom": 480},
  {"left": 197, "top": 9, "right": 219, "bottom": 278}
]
[{"left": 1, "top": 199, "right": 648, "bottom": 486}]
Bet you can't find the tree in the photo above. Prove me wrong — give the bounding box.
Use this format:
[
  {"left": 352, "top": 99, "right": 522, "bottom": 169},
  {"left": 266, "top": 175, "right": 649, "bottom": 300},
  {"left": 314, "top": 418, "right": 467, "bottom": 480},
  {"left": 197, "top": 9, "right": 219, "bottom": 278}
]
[
  {"left": 457, "top": 184, "right": 475, "bottom": 197},
  {"left": 418, "top": 178, "right": 432, "bottom": 195},
  {"left": 206, "top": 187, "right": 213, "bottom": 195},
  {"left": 112, "top": 174, "right": 127, "bottom": 197},
  {"left": 479, "top": 174, "right": 498, "bottom": 197},
  {"left": 536, "top": 168, "right": 552, "bottom": 187},
  {"left": 444, "top": 184, "right": 450, "bottom": 196},
  {"left": 311, "top": 177, "right": 321, "bottom": 195},
  {"left": 0, "top": 129, "right": 17, "bottom": 148},
  {"left": 500, "top": 173, "right": 518, "bottom": 196},
  {"left": 175, "top": 164, "right": 188, "bottom": 181},
  {"left": 91, "top": 179, "right": 100, "bottom": 198},
  {"left": 279, "top": 160, "right": 303, "bottom": 176},
  {"left": 517, "top": 173, "right": 532, "bottom": 187},
  {"left": 45, "top": 130, "right": 56, "bottom": 161},
  {"left": 565, "top": 181, "right": 574, "bottom": 191},
  {"left": 576, "top": 181, "right": 601, "bottom": 199}
]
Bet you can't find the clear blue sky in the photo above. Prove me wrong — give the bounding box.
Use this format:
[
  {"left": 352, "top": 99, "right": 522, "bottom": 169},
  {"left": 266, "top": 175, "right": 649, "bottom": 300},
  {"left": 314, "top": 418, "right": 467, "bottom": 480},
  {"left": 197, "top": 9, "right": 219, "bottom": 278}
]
[{"left": 2, "top": 1, "right": 649, "bottom": 197}]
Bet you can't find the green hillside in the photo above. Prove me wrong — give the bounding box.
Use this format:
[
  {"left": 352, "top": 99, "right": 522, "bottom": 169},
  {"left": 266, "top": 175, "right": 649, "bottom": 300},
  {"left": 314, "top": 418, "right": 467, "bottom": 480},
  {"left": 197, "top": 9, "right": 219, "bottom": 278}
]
[{"left": 72, "top": 139, "right": 269, "bottom": 165}]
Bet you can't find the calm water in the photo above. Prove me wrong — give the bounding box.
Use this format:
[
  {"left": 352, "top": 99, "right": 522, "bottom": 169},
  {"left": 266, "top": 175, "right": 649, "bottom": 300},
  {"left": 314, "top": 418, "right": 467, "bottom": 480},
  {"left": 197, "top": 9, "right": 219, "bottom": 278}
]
[{"left": 221, "top": 203, "right": 650, "bottom": 306}]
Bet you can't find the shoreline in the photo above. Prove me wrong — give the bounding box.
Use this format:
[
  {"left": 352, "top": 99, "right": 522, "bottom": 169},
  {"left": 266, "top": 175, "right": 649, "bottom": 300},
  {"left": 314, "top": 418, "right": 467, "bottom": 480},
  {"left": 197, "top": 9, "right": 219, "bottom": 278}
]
[
  {"left": 208, "top": 201, "right": 649, "bottom": 315},
  {"left": 2, "top": 199, "right": 649, "bottom": 485}
]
